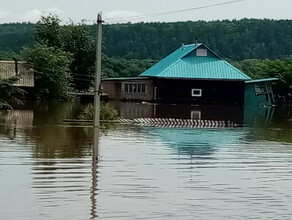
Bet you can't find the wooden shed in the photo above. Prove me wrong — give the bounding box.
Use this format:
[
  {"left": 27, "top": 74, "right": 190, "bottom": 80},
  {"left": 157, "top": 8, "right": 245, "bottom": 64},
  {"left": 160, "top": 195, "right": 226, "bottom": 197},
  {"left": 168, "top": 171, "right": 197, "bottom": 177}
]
[{"left": 0, "top": 61, "right": 34, "bottom": 87}]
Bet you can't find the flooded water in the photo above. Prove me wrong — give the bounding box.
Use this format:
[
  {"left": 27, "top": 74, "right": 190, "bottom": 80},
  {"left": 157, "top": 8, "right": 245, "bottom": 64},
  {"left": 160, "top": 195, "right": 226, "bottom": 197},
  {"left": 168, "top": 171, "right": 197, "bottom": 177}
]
[{"left": 1, "top": 102, "right": 292, "bottom": 219}]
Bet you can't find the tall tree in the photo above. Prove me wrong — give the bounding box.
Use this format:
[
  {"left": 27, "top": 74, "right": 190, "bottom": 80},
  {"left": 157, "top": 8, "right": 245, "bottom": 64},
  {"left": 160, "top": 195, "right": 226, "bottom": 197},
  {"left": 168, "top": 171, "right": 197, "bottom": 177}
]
[
  {"left": 35, "top": 15, "right": 96, "bottom": 91},
  {"left": 35, "top": 14, "right": 63, "bottom": 48},
  {"left": 63, "top": 23, "right": 96, "bottom": 91},
  {"left": 22, "top": 43, "right": 72, "bottom": 99}
]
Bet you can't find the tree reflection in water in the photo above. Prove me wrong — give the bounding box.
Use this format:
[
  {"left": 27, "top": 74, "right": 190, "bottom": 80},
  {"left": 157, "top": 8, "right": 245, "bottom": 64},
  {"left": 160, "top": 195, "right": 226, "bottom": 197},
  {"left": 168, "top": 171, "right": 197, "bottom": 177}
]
[
  {"left": 245, "top": 106, "right": 292, "bottom": 143},
  {"left": 1, "top": 101, "right": 292, "bottom": 219}
]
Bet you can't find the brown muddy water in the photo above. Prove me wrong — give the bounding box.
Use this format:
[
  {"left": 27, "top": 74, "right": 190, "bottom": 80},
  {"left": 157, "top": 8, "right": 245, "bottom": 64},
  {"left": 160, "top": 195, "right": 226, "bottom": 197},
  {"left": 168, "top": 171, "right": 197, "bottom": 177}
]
[{"left": 0, "top": 101, "right": 292, "bottom": 220}]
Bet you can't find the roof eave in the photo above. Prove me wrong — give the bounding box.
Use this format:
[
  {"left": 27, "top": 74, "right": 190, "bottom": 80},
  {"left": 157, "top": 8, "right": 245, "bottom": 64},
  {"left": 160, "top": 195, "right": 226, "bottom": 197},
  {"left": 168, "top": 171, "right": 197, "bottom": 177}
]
[
  {"left": 245, "top": 78, "right": 279, "bottom": 84},
  {"left": 149, "top": 76, "right": 248, "bottom": 81},
  {"left": 102, "top": 76, "right": 151, "bottom": 81}
]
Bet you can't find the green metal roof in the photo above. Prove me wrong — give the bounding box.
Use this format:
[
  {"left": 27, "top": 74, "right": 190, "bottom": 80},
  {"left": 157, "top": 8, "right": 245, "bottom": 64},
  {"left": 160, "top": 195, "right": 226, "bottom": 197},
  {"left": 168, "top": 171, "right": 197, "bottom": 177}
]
[
  {"left": 140, "top": 44, "right": 251, "bottom": 81},
  {"left": 245, "top": 78, "right": 278, "bottom": 84}
]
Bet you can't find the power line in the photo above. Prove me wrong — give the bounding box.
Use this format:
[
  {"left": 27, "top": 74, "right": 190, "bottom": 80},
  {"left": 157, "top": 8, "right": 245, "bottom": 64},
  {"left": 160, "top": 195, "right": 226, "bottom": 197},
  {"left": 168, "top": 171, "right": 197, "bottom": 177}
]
[
  {"left": 33, "top": 69, "right": 93, "bottom": 82},
  {"left": 106, "top": 0, "right": 250, "bottom": 23},
  {"left": 29, "top": 64, "right": 94, "bottom": 79}
]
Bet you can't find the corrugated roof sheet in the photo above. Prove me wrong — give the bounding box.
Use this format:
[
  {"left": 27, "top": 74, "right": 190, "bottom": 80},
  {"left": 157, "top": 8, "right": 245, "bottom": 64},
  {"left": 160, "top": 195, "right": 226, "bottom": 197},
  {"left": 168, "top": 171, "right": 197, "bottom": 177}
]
[
  {"left": 140, "top": 44, "right": 251, "bottom": 81},
  {"left": 245, "top": 78, "right": 278, "bottom": 84}
]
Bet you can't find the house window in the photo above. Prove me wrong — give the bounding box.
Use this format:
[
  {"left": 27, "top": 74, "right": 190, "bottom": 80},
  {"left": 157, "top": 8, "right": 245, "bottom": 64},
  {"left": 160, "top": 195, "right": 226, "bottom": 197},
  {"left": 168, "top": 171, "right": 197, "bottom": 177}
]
[
  {"left": 191, "top": 89, "right": 202, "bottom": 97},
  {"left": 254, "top": 83, "right": 267, "bottom": 96},
  {"left": 191, "top": 110, "right": 201, "bottom": 120},
  {"left": 124, "top": 83, "right": 146, "bottom": 94},
  {"left": 196, "top": 49, "right": 207, "bottom": 57}
]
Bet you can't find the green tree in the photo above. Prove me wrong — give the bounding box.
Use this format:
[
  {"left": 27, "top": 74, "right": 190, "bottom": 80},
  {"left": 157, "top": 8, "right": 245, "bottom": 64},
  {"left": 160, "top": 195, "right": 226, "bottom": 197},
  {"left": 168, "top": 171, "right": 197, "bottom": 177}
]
[
  {"left": 233, "top": 59, "right": 292, "bottom": 98},
  {"left": 22, "top": 43, "right": 72, "bottom": 99},
  {"left": 102, "top": 55, "right": 156, "bottom": 78},
  {"left": 35, "top": 14, "right": 63, "bottom": 48},
  {"left": 35, "top": 15, "right": 96, "bottom": 91},
  {"left": 63, "top": 23, "right": 96, "bottom": 91},
  {"left": 0, "top": 51, "right": 22, "bottom": 61},
  {"left": 0, "top": 77, "right": 25, "bottom": 109}
]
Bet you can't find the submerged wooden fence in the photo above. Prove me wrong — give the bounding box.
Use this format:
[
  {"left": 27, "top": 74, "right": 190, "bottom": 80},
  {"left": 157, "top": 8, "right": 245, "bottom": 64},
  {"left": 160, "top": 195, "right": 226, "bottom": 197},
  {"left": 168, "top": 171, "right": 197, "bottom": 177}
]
[
  {"left": 64, "top": 118, "right": 239, "bottom": 128},
  {"left": 132, "top": 118, "right": 238, "bottom": 128},
  {"left": 4, "top": 110, "right": 34, "bottom": 127},
  {"left": 0, "top": 61, "right": 34, "bottom": 87}
]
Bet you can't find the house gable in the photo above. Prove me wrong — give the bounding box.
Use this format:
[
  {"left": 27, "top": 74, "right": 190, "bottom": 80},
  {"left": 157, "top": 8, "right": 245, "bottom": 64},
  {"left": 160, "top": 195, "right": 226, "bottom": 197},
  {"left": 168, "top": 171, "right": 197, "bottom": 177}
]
[{"left": 140, "top": 43, "right": 251, "bottom": 81}]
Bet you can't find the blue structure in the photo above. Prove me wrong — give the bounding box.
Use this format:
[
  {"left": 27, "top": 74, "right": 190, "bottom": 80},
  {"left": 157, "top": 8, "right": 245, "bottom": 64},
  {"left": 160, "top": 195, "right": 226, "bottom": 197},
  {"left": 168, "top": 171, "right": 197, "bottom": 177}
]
[
  {"left": 103, "top": 43, "right": 277, "bottom": 106},
  {"left": 140, "top": 43, "right": 250, "bottom": 80}
]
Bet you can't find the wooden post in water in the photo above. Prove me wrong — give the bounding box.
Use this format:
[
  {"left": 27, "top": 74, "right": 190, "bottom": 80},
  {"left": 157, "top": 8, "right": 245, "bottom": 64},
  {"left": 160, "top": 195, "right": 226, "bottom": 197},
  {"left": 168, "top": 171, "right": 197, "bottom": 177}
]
[{"left": 94, "top": 13, "right": 103, "bottom": 127}]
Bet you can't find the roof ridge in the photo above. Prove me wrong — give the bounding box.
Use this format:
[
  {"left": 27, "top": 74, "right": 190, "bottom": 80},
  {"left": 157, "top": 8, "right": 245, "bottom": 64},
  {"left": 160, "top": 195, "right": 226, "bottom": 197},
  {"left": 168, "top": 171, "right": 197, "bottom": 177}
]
[
  {"left": 140, "top": 44, "right": 200, "bottom": 77},
  {"left": 159, "top": 59, "right": 182, "bottom": 77},
  {"left": 183, "top": 43, "right": 202, "bottom": 47},
  {"left": 179, "top": 44, "right": 200, "bottom": 58},
  {"left": 160, "top": 44, "right": 203, "bottom": 77}
]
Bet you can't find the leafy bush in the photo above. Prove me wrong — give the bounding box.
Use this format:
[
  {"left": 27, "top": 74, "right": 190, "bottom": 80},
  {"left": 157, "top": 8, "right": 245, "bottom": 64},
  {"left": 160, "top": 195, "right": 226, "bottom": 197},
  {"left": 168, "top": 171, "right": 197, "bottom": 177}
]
[
  {"left": 35, "top": 15, "right": 95, "bottom": 91},
  {"left": 0, "top": 77, "right": 25, "bottom": 109},
  {"left": 79, "top": 103, "right": 118, "bottom": 121},
  {"left": 232, "top": 59, "right": 292, "bottom": 97},
  {"left": 22, "top": 43, "right": 72, "bottom": 99}
]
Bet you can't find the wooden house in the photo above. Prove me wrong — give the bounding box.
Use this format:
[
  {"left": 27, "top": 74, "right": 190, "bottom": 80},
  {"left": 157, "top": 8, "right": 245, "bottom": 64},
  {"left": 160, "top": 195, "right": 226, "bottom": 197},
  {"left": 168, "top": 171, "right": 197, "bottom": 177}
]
[{"left": 102, "top": 43, "right": 277, "bottom": 106}]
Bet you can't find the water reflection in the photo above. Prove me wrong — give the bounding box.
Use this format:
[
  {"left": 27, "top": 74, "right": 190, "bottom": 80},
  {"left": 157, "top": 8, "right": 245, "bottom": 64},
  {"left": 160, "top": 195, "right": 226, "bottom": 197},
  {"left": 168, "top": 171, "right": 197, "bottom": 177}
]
[
  {"left": 91, "top": 127, "right": 99, "bottom": 219},
  {"left": 0, "top": 102, "right": 97, "bottom": 219},
  {"left": 245, "top": 107, "right": 292, "bottom": 143},
  {"left": 144, "top": 127, "right": 245, "bottom": 158},
  {"left": 0, "top": 110, "right": 34, "bottom": 139},
  {"left": 244, "top": 106, "right": 275, "bottom": 125},
  {"left": 1, "top": 101, "right": 292, "bottom": 219},
  {"left": 111, "top": 102, "right": 292, "bottom": 144},
  {"left": 111, "top": 102, "right": 274, "bottom": 125}
]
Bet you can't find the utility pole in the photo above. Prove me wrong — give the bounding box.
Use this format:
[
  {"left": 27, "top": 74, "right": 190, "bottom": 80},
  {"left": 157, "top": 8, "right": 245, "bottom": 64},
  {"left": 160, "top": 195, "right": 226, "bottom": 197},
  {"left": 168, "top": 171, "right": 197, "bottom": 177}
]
[{"left": 94, "top": 13, "right": 103, "bottom": 127}]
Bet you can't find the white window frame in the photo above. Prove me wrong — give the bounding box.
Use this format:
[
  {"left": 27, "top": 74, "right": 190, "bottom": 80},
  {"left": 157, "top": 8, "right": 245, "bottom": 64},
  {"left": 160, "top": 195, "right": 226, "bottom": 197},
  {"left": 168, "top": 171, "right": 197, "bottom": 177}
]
[
  {"left": 123, "top": 83, "right": 147, "bottom": 95},
  {"left": 191, "top": 110, "right": 201, "bottom": 120},
  {"left": 191, "top": 89, "right": 202, "bottom": 97}
]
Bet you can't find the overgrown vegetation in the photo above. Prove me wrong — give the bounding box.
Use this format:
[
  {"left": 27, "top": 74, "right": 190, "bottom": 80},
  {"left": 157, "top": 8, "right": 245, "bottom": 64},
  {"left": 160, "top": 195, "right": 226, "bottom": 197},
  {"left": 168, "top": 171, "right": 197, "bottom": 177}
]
[
  {"left": 0, "top": 22, "right": 34, "bottom": 52},
  {"left": 102, "top": 55, "right": 156, "bottom": 78},
  {"left": 22, "top": 43, "right": 72, "bottom": 99},
  {"left": 19, "top": 14, "right": 155, "bottom": 99},
  {"left": 0, "top": 51, "right": 22, "bottom": 61},
  {"left": 29, "top": 15, "right": 95, "bottom": 95},
  {"left": 0, "top": 77, "right": 25, "bottom": 109},
  {"left": 2, "top": 19, "right": 292, "bottom": 60},
  {"left": 79, "top": 103, "right": 118, "bottom": 121},
  {"left": 233, "top": 59, "right": 292, "bottom": 99}
]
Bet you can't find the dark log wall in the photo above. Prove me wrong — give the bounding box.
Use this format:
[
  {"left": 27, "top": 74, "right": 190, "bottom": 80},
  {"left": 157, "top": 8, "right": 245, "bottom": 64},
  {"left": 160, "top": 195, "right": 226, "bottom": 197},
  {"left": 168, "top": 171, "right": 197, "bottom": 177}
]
[{"left": 155, "top": 79, "right": 245, "bottom": 105}]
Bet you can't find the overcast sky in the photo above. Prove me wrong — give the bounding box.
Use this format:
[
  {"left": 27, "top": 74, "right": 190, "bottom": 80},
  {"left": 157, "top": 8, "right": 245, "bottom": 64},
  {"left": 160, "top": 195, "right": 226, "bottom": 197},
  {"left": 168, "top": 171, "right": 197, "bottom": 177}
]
[{"left": 0, "top": 0, "right": 291, "bottom": 24}]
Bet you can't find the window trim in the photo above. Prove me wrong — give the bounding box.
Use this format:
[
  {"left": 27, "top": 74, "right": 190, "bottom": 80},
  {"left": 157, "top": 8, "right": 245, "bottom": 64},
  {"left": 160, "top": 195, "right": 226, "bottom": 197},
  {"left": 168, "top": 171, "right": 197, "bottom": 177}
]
[
  {"left": 123, "top": 83, "right": 147, "bottom": 95},
  {"left": 191, "top": 89, "right": 202, "bottom": 97}
]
